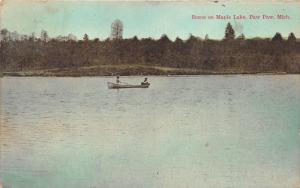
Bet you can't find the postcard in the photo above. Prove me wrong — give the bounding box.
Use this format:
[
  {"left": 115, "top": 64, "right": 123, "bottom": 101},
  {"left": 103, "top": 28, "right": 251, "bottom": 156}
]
[{"left": 0, "top": 0, "right": 299, "bottom": 188}]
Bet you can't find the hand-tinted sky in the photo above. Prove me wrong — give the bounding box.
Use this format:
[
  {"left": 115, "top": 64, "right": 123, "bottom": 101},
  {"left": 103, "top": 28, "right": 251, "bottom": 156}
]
[{"left": 1, "top": 0, "right": 300, "bottom": 40}]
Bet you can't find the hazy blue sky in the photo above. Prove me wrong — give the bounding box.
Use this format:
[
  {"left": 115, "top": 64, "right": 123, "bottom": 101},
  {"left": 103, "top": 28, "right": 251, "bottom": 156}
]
[{"left": 1, "top": 1, "right": 300, "bottom": 40}]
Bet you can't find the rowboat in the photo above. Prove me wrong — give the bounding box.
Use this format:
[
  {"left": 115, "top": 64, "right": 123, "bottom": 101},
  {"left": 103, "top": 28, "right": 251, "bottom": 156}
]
[{"left": 107, "top": 82, "right": 150, "bottom": 89}]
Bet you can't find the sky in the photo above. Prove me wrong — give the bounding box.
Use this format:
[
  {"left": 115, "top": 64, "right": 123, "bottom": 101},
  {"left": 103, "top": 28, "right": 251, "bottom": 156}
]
[{"left": 1, "top": 0, "right": 300, "bottom": 40}]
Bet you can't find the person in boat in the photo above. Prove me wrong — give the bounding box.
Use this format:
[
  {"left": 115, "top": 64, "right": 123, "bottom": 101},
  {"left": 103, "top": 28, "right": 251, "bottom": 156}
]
[
  {"left": 141, "top": 77, "right": 149, "bottom": 85},
  {"left": 116, "top": 76, "right": 120, "bottom": 84}
]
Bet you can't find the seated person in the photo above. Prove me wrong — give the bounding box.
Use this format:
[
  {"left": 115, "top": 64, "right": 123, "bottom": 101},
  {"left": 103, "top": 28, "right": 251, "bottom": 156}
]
[{"left": 141, "top": 77, "right": 149, "bottom": 85}]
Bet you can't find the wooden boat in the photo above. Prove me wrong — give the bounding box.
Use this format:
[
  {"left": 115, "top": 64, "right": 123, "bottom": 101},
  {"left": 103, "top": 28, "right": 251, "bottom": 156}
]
[{"left": 107, "top": 82, "right": 150, "bottom": 89}]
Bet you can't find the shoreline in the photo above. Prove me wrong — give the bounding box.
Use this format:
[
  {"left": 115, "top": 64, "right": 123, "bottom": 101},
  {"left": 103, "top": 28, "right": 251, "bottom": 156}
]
[
  {"left": 1, "top": 64, "right": 294, "bottom": 77},
  {"left": 1, "top": 72, "right": 293, "bottom": 77}
]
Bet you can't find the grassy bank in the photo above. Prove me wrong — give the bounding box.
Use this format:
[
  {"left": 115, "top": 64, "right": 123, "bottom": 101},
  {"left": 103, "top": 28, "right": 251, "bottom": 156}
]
[{"left": 2, "top": 64, "right": 289, "bottom": 77}]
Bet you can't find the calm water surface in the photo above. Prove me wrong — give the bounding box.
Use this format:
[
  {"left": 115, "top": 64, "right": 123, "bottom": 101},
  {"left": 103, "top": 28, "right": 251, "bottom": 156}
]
[{"left": 0, "top": 76, "right": 300, "bottom": 188}]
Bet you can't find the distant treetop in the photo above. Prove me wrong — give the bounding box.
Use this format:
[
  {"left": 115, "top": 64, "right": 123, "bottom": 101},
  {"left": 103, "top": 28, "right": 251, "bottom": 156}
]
[
  {"left": 111, "top": 19, "right": 123, "bottom": 40},
  {"left": 237, "top": 33, "right": 245, "bottom": 40},
  {"left": 287, "top": 32, "right": 296, "bottom": 42},
  {"left": 159, "top": 34, "right": 171, "bottom": 43},
  {"left": 272, "top": 32, "right": 283, "bottom": 42},
  {"left": 83, "top": 33, "right": 89, "bottom": 41},
  {"left": 224, "top": 22, "right": 235, "bottom": 40}
]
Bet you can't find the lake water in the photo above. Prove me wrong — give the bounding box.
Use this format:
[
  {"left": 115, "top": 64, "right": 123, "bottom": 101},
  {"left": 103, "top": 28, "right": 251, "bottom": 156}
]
[{"left": 0, "top": 75, "right": 299, "bottom": 188}]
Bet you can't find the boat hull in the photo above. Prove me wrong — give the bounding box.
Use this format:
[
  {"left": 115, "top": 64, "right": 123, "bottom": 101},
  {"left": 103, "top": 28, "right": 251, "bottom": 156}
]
[{"left": 107, "top": 82, "right": 150, "bottom": 89}]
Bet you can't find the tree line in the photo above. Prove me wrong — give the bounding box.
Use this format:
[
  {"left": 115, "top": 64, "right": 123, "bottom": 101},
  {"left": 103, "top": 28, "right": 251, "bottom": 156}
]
[{"left": 1, "top": 22, "right": 299, "bottom": 75}]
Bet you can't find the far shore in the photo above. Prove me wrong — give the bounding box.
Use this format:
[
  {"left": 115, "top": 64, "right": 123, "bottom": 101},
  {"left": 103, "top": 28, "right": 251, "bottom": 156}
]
[{"left": 0, "top": 64, "right": 292, "bottom": 77}]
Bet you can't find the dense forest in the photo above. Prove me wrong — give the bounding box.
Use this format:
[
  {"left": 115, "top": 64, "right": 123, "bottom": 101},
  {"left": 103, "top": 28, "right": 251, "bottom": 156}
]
[{"left": 0, "top": 23, "right": 300, "bottom": 76}]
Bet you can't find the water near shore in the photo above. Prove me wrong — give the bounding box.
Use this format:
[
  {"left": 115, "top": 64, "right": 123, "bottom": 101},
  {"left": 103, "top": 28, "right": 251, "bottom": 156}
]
[{"left": 0, "top": 75, "right": 299, "bottom": 188}]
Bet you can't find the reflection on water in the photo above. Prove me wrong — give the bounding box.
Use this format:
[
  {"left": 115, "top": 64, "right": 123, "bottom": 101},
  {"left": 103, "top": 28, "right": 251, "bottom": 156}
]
[{"left": 0, "top": 76, "right": 300, "bottom": 188}]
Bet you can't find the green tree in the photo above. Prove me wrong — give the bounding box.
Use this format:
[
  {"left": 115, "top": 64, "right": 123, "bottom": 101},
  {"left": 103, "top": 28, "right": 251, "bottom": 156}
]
[
  {"left": 287, "top": 32, "right": 296, "bottom": 42},
  {"left": 224, "top": 22, "right": 235, "bottom": 40},
  {"left": 186, "top": 34, "right": 198, "bottom": 45},
  {"left": 237, "top": 33, "right": 245, "bottom": 40},
  {"left": 272, "top": 32, "right": 283, "bottom": 42},
  {"left": 0, "top": 29, "right": 9, "bottom": 42},
  {"left": 175, "top": 37, "right": 183, "bottom": 44},
  {"left": 159, "top": 34, "right": 171, "bottom": 43},
  {"left": 40, "top": 30, "right": 49, "bottom": 42},
  {"left": 132, "top": 36, "right": 138, "bottom": 41},
  {"left": 83, "top": 34, "right": 89, "bottom": 41}
]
